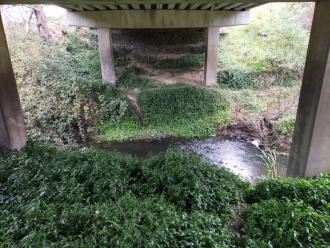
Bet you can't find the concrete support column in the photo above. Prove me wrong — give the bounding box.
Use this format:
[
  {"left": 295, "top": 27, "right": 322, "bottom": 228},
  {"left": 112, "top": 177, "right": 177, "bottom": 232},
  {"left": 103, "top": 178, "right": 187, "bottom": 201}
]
[
  {"left": 0, "top": 14, "right": 27, "bottom": 150},
  {"left": 97, "top": 28, "right": 116, "bottom": 84},
  {"left": 204, "top": 27, "right": 220, "bottom": 86},
  {"left": 287, "top": 0, "right": 330, "bottom": 177}
]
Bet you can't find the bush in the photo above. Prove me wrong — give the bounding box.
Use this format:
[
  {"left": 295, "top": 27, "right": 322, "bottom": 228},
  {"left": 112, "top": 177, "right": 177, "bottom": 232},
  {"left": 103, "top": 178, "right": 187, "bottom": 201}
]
[
  {"left": 217, "top": 70, "right": 257, "bottom": 90},
  {"left": 0, "top": 194, "right": 235, "bottom": 247},
  {"left": 65, "top": 30, "right": 101, "bottom": 80},
  {"left": 1, "top": 141, "right": 330, "bottom": 247},
  {"left": 245, "top": 175, "right": 330, "bottom": 211},
  {"left": 0, "top": 141, "right": 243, "bottom": 247},
  {"left": 10, "top": 33, "right": 127, "bottom": 143},
  {"left": 23, "top": 79, "right": 127, "bottom": 143},
  {"left": 0, "top": 141, "right": 138, "bottom": 205},
  {"left": 274, "top": 115, "right": 296, "bottom": 136},
  {"left": 132, "top": 149, "right": 248, "bottom": 214},
  {"left": 240, "top": 199, "right": 330, "bottom": 248},
  {"left": 138, "top": 84, "right": 228, "bottom": 126}
]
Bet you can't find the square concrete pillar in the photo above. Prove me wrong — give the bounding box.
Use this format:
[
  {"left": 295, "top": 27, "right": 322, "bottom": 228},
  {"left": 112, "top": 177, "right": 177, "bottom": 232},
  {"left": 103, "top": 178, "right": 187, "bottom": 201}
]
[
  {"left": 97, "top": 28, "right": 116, "bottom": 84},
  {"left": 204, "top": 27, "right": 220, "bottom": 86},
  {"left": 0, "top": 14, "right": 27, "bottom": 150},
  {"left": 287, "top": 0, "right": 330, "bottom": 177}
]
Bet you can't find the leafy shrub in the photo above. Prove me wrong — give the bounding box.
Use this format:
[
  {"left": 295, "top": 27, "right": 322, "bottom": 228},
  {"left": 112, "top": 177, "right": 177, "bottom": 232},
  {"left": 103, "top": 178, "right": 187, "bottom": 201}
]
[
  {"left": 217, "top": 70, "right": 257, "bottom": 90},
  {"left": 138, "top": 84, "right": 228, "bottom": 126},
  {"left": 132, "top": 149, "right": 248, "bottom": 214},
  {"left": 245, "top": 175, "right": 330, "bottom": 210},
  {"left": 0, "top": 141, "right": 243, "bottom": 247},
  {"left": 240, "top": 199, "right": 330, "bottom": 248},
  {"left": 0, "top": 141, "right": 138, "bottom": 206},
  {"left": 274, "top": 115, "right": 296, "bottom": 136},
  {"left": 65, "top": 30, "right": 101, "bottom": 80},
  {"left": 153, "top": 54, "right": 204, "bottom": 71},
  {"left": 10, "top": 33, "right": 127, "bottom": 143},
  {"left": 0, "top": 194, "right": 235, "bottom": 247}
]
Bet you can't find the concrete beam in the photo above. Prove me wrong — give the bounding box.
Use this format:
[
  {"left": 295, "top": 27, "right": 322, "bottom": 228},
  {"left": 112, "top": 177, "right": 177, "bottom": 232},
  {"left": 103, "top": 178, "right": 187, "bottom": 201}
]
[
  {"left": 67, "top": 10, "right": 250, "bottom": 29},
  {"left": 0, "top": 1, "right": 314, "bottom": 5},
  {"left": 0, "top": 14, "right": 27, "bottom": 150},
  {"left": 204, "top": 27, "right": 220, "bottom": 86},
  {"left": 287, "top": 0, "right": 330, "bottom": 177},
  {"left": 97, "top": 28, "right": 115, "bottom": 84}
]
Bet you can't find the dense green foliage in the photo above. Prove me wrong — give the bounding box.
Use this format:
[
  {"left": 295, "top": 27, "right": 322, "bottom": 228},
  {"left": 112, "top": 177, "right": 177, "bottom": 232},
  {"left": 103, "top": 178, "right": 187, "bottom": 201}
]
[
  {"left": 10, "top": 32, "right": 127, "bottom": 143},
  {"left": 274, "top": 115, "right": 296, "bottom": 136},
  {"left": 218, "top": 3, "right": 310, "bottom": 89},
  {"left": 102, "top": 84, "right": 229, "bottom": 141},
  {"left": 240, "top": 176, "right": 330, "bottom": 247},
  {"left": 241, "top": 199, "right": 330, "bottom": 247},
  {"left": 1, "top": 141, "right": 329, "bottom": 247},
  {"left": 245, "top": 176, "right": 330, "bottom": 210},
  {"left": 132, "top": 150, "right": 246, "bottom": 214},
  {"left": 138, "top": 84, "right": 227, "bottom": 126},
  {"left": 0, "top": 141, "right": 243, "bottom": 247},
  {"left": 65, "top": 31, "right": 102, "bottom": 80}
]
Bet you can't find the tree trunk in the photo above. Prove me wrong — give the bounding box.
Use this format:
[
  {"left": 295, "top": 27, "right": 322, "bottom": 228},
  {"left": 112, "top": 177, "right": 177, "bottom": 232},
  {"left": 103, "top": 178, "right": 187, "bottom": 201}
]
[{"left": 32, "top": 6, "right": 50, "bottom": 41}]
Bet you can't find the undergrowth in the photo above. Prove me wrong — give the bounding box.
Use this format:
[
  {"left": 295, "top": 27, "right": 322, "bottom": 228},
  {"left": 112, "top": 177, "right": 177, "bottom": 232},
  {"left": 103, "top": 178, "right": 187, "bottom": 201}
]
[
  {"left": 1, "top": 141, "right": 329, "bottom": 247},
  {"left": 0, "top": 141, "right": 244, "bottom": 247},
  {"left": 274, "top": 115, "right": 296, "bottom": 136},
  {"left": 101, "top": 84, "right": 229, "bottom": 141}
]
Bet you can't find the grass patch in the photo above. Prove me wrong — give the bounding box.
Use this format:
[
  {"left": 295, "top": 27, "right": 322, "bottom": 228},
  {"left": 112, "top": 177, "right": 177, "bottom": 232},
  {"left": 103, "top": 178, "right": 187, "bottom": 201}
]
[
  {"left": 101, "top": 84, "right": 229, "bottom": 141},
  {"left": 217, "top": 70, "right": 299, "bottom": 90},
  {"left": 152, "top": 54, "right": 204, "bottom": 72},
  {"left": 138, "top": 84, "right": 227, "bottom": 126},
  {"left": 101, "top": 111, "right": 229, "bottom": 142}
]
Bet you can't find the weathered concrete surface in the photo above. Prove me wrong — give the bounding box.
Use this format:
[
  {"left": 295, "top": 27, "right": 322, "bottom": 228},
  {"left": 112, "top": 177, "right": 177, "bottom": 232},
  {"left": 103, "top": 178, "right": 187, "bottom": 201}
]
[
  {"left": 0, "top": 15, "right": 27, "bottom": 150},
  {"left": 67, "top": 10, "right": 250, "bottom": 29},
  {"left": 204, "top": 27, "right": 219, "bottom": 86},
  {"left": 97, "top": 28, "right": 116, "bottom": 84},
  {"left": 287, "top": 0, "right": 330, "bottom": 177},
  {"left": 0, "top": 1, "right": 314, "bottom": 6}
]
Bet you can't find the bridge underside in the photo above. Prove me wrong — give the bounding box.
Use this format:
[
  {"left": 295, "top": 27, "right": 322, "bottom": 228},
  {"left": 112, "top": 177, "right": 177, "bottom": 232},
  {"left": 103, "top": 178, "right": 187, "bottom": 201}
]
[
  {"left": 67, "top": 9, "right": 250, "bottom": 85},
  {"left": 0, "top": 0, "right": 329, "bottom": 178}
]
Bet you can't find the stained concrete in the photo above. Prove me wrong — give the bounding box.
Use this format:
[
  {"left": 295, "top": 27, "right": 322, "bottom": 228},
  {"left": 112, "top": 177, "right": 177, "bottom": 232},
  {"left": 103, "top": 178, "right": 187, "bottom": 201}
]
[
  {"left": 0, "top": 14, "right": 27, "bottom": 150},
  {"left": 67, "top": 10, "right": 250, "bottom": 29},
  {"left": 204, "top": 26, "right": 220, "bottom": 86},
  {"left": 288, "top": 0, "right": 330, "bottom": 177},
  {"left": 97, "top": 28, "right": 116, "bottom": 84}
]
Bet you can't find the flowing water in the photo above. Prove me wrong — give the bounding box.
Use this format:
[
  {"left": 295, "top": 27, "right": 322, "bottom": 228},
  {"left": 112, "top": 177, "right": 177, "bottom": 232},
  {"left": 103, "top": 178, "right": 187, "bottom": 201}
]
[{"left": 96, "top": 136, "right": 288, "bottom": 183}]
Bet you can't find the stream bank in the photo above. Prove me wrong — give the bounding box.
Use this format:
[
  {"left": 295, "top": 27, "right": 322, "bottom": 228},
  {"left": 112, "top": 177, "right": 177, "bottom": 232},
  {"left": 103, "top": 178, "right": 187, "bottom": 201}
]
[{"left": 94, "top": 136, "right": 288, "bottom": 183}]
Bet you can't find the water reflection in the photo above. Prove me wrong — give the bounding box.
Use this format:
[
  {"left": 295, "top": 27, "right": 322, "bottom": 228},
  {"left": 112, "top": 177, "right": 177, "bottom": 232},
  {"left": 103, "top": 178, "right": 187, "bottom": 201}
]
[{"left": 95, "top": 136, "right": 288, "bottom": 183}]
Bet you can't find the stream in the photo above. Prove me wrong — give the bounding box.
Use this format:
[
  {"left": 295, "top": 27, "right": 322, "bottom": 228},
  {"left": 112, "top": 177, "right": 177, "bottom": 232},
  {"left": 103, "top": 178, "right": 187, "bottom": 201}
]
[{"left": 96, "top": 136, "right": 288, "bottom": 183}]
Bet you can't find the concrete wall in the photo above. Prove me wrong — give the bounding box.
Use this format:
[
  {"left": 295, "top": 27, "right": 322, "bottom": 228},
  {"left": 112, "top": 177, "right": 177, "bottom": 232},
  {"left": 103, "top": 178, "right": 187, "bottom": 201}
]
[
  {"left": 288, "top": 0, "right": 330, "bottom": 177},
  {"left": 0, "top": 14, "right": 27, "bottom": 150}
]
